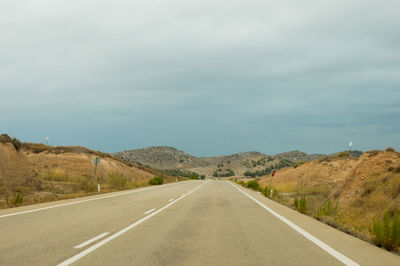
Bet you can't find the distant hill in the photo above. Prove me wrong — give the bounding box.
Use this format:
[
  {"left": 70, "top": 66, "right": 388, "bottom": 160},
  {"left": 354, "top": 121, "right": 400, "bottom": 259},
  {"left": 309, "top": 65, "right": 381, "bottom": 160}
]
[
  {"left": 113, "top": 146, "right": 208, "bottom": 170},
  {"left": 114, "top": 147, "right": 365, "bottom": 178},
  {"left": 114, "top": 147, "right": 291, "bottom": 177},
  {"left": 274, "top": 150, "right": 325, "bottom": 162},
  {"left": 201, "top": 151, "right": 266, "bottom": 164}
]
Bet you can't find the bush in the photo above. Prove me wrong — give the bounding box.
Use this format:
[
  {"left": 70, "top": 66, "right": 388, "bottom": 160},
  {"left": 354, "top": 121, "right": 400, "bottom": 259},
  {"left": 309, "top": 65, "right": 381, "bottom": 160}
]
[
  {"left": 370, "top": 210, "right": 400, "bottom": 250},
  {"left": 337, "top": 152, "right": 349, "bottom": 158},
  {"left": 5, "top": 192, "right": 24, "bottom": 207},
  {"left": 386, "top": 147, "right": 396, "bottom": 152},
  {"left": 246, "top": 180, "right": 261, "bottom": 191},
  {"left": 0, "top": 134, "right": 22, "bottom": 151},
  {"left": 367, "top": 150, "right": 380, "bottom": 157},
  {"left": 294, "top": 195, "right": 308, "bottom": 214},
  {"left": 149, "top": 176, "right": 164, "bottom": 185},
  {"left": 262, "top": 186, "right": 277, "bottom": 198},
  {"left": 315, "top": 199, "right": 338, "bottom": 218}
]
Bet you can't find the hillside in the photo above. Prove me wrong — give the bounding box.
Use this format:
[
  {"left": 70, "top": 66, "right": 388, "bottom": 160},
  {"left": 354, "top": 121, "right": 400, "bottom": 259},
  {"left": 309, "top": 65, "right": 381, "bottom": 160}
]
[
  {"left": 114, "top": 146, "right": 208, "bottom": 170},
  {"left": 0, "top": 135, "right": 172, "bottom": 209},
  {"left": 275, "top": 150, "right": 325, "bottom": 162},
  {"left": 114, "top": 147, "right": 296, "bottom": 177},
  {"left": 247, "top": 149, "right": 400, "bottom": 247}
]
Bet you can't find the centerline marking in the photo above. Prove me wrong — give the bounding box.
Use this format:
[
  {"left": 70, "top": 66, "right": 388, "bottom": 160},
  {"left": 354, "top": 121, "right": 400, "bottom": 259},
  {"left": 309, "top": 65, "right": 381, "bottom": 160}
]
[
  {"left": 144, "top": 208, "right": 156, "bottom": 215},
  {"left": 58, "top": 180, "right": 211, "bottom": 266},
  {"left": 74, "top": 233, "right": 110, "bottom": 249},
  {"left": 228, "top": 181, "right": 359, "bottom": 266}
]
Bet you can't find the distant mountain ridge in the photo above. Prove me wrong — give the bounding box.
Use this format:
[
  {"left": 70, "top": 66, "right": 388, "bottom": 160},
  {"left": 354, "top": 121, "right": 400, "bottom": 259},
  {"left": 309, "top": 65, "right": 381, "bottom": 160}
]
[
  {"left": 275, "top": 150, "right": 325, "bottom": 162},
  {"left": 113, "top": 146, "right": 207, "bottom": 170},
  {"left": 113, "top": 147, "right": 330, "bottom": 177}
]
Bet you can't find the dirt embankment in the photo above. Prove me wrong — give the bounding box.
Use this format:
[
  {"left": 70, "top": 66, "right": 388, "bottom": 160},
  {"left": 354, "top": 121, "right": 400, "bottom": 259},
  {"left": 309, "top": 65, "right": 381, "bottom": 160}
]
[
  {"left": 0, "top": 135, "right": 169, "bottom": 209},
  {"left": 256, "top": 150, "right": 400, "bottom": 241}
]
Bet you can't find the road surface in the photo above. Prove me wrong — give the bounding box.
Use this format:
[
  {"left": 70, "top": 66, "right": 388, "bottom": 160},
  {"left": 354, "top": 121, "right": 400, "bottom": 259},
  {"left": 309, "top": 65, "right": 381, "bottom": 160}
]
[{"left": 0, "top": 180, "right": 399, "bottom": 265}]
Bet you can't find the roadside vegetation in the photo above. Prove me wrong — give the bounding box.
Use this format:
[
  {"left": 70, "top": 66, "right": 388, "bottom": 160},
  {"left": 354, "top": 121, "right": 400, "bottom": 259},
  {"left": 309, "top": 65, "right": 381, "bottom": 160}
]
[
  {"left": 149, "top": 176, "right": 164, "bottom": 185},
  {"left": 232, "top": 148, "right": 400, "bottom": 253},
  {"left": 0, "top": 134, "right": 184, "bottom": 209},
  {"left": 243, "top": 159, "right": 293, "bottom": 178},
  {"left": 158, "top": 169, "right": 204, "bottom": 179}
]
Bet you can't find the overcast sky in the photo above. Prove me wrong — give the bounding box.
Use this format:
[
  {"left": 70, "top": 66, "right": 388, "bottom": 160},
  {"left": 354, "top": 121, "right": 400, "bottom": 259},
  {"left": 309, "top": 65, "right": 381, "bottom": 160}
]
[{"left": 1, "top": 0, "right": 399, "bottom": 156}]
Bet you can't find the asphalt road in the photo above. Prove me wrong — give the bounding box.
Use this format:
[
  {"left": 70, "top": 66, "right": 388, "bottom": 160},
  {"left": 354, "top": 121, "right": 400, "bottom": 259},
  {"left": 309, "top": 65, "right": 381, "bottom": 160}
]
[{"left": 0, "top": 180, "right": 399, "bottom": 266}]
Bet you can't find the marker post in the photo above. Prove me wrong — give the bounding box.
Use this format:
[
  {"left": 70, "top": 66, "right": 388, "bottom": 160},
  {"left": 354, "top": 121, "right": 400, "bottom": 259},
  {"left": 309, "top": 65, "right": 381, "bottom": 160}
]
[{"left": 94, "top": 157, "right": 100, "bottom": 192}]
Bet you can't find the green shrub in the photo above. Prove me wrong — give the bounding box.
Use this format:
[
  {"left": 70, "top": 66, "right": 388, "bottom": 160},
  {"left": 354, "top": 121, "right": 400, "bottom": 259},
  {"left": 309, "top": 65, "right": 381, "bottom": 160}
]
[
  {"left": 149, "top": 176, "right": 164, "bottom": 185},
  {"left": 315, "top": 199, "right": 338, "bottom": 218},
  {"left": 5, "top": 192, "right": 24, "bottom": 207},
  {"left": 294, "top": 195, "right": 308, "bottom": 214},
  {"left": 337, "top": 151, "right": 349, "bottom": 158},
  {"left": 262, "top": 186, "right": 277, "bottom": 198},
  {"left": 246, "top": 180, "right": 261, "bottom": 191},
  {"left": 370, "top": 210, "right": 400, "bottom": 250},
  {"left": 386, "top": 147, "right": 396, "bottom": 152}
]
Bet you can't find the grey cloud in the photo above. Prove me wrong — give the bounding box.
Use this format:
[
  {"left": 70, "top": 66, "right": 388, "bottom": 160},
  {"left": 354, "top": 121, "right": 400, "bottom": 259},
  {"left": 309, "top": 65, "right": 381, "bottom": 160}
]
[{"left": 1, "top": 0, "right": 399, "bottom": 155}]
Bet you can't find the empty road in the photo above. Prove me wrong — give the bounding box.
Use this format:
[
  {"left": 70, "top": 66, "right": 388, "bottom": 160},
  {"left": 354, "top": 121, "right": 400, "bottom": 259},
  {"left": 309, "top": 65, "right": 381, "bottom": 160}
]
[{"left": 0, "top": 180, "right": 399, "bottom": 265}]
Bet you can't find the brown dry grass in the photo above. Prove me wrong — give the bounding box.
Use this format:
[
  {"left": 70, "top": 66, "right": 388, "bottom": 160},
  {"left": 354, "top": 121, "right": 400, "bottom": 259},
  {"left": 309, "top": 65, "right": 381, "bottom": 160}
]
[
  {"left": 255, "top": 150, "right": 400, "bottom": 247},
  {"left": 0, "top": 135, "right": 177, "bottom": 209}
]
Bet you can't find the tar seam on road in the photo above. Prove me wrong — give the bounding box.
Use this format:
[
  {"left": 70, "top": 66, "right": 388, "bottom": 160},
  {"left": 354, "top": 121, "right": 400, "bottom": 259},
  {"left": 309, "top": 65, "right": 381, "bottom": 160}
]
[
  {"left": 0, "top": 181, "right": 191, "bottom": 219},
  {"left": 74, "top": 232, "right": 110, "bottom": 249},
  {"left": 57, "top": 180, "right": 211, "bottom": 266},
  {"left": 228, "top": 181, "right": 359, "bottom": 266}
]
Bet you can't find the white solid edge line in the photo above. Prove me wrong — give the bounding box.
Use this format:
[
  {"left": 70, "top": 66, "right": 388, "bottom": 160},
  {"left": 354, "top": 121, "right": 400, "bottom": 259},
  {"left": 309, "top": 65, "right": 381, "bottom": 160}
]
[
  {"left": 74, "top": 232, "right": 110, "bottom": 249},
  {"left": 144, "top": 208, "right": 156, "bottom": 215},
  {"left": 57, "top": 180, "right": 211, "bottom": 266},
  {"left": 168, "top": 198, "right": 174, "bottom": 202},
  {"left": 0, "top": 181, "right": 191, "bottom": 219},
  {"left": 228, "top": 181, "right": 359, "bottom": 266}
]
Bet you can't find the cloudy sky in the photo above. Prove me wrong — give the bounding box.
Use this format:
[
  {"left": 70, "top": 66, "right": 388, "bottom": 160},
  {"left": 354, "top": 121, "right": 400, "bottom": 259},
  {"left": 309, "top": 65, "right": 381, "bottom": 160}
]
[{"left": 1, "top": 0, "right": 399, "bottom": 156}]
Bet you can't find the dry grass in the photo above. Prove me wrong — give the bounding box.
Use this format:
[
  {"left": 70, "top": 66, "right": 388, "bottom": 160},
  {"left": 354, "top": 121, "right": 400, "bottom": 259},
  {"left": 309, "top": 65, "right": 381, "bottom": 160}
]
[
  {"left": 0, "top": 135, "right": 178, "bottom": 209},
  {"left": 254, "top": 150, "right": 400, "bottom": 251},
  {"left": 274, "top": 182, "right": 297, "bottom": 192}
]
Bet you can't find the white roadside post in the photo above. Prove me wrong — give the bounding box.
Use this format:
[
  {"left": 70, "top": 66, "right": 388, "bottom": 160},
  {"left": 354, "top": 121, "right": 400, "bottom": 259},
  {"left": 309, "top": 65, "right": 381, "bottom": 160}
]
[{"left": 94, "top": 157, "right": 100, "bottom": 192}]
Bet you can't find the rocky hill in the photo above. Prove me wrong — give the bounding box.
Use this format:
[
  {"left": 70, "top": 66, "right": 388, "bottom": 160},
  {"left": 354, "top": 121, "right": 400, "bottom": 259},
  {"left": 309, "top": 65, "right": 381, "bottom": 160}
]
[
  {"left": 115, "top": 147, "right": 296, "bottom": 177},
  {"left": 0, "top": 134, "right": 172, "bottom": 209},
  {"left": 275, "top": 150, "right": 325, "bottom": 162},
  {"left": 114, "top": 146, "right": 208, "bottom": 170}
]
